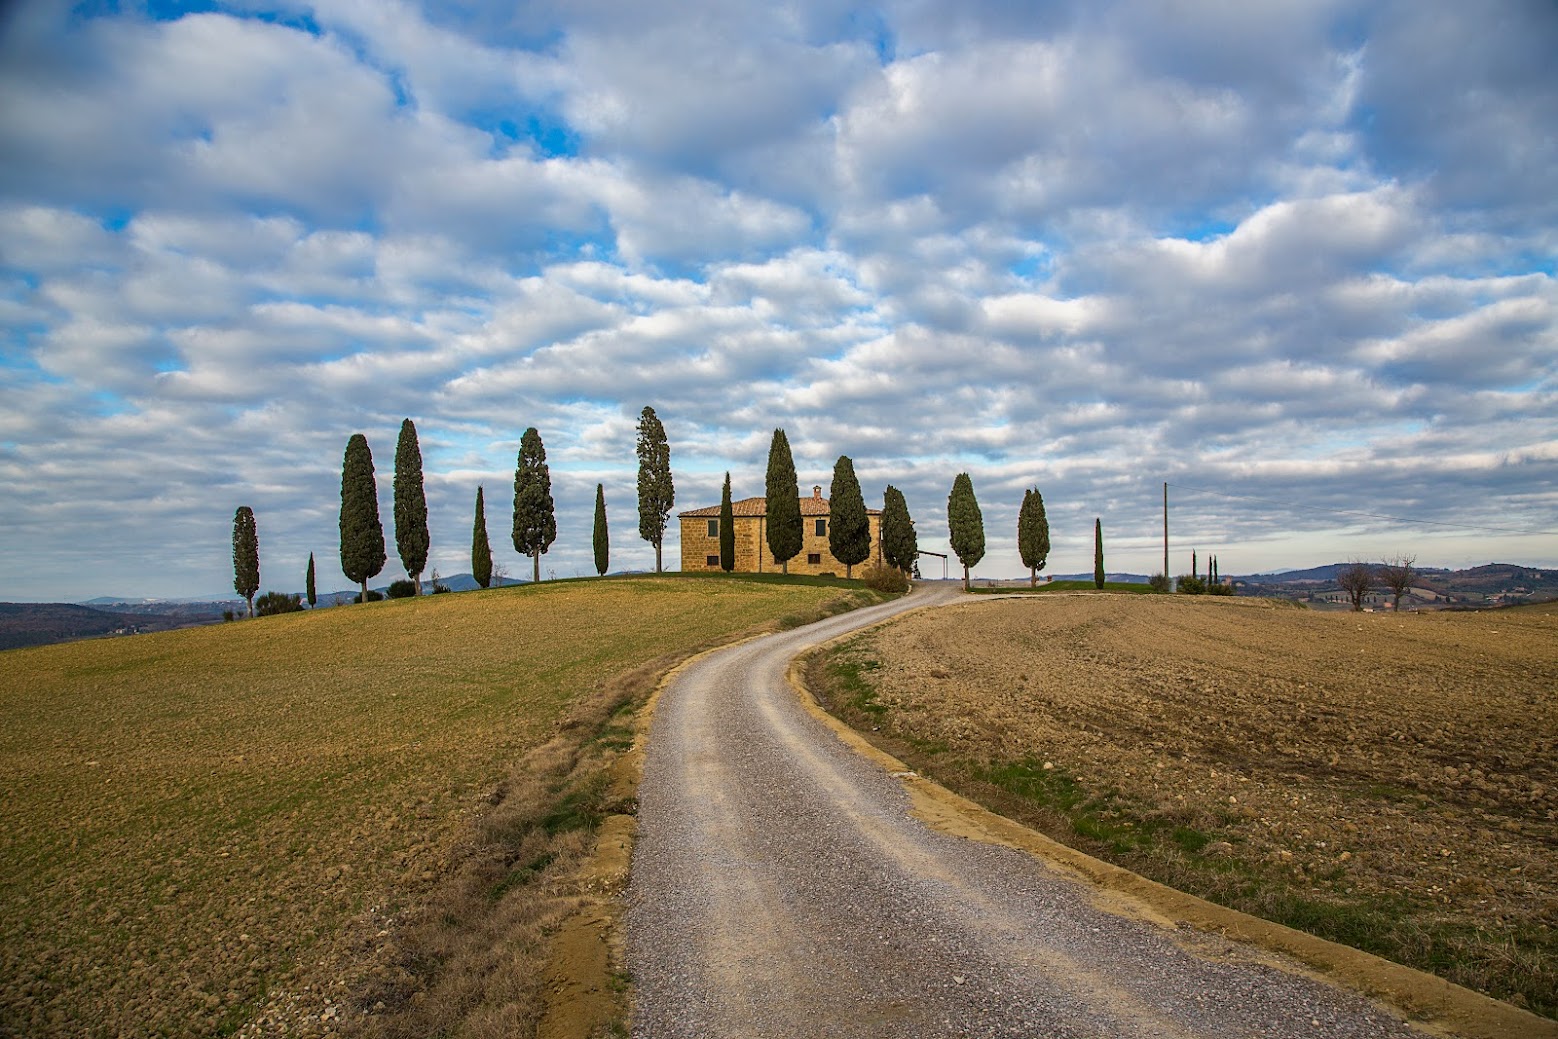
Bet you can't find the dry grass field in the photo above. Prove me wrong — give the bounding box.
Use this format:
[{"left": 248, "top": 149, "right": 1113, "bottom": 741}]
[
  {"left": 812, "top": 593, "right": 1558, "bottom": 1018},
  {"left": 0, "top": 575, "right": 883, "bottom": 1039}
]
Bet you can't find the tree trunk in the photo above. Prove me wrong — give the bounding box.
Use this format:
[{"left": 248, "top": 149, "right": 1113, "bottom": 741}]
[
  {"left": 533, "top": 552, "right": 541, "bottom": 584},
  {"left": 963, "top": 563, "right": 970, "bottom": 592},
  {"left": 246, "top": 594, "right": 255, "bottom": 618},
  {"left": 846, "top": 563, "right": 853, "bottom": 579},
  {"left": 412, "top": 573, "right": 422, "bottom": 597},
  {"left": 360, "top": 579, "right": 368, "bottom": 604},
  {"left": 782, "top": 559, "right": 789, "bottom": 574},
  {"left": 655, "top": 541, "right": 662, "bottom": 574},
  {"left": 1029, "top": 565, "right": 1036, "bottom": 588}
]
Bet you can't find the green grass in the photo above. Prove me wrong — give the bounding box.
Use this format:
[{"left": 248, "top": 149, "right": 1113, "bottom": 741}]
[{"left": 0, "top": 576, "right": 883, "bottom": 1039}]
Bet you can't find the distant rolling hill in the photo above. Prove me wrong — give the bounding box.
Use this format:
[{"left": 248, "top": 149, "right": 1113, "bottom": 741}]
[{"left": 0, "top": 603, "right": 215, "bottom": 651}]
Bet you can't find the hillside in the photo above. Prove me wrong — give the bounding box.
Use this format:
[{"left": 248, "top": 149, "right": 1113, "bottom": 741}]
[
  {"left": 0, "top": 575, "right": 886, "bottom": 1038},
  {"left": 1237, "top": 562, "right": 1558, "bottom": 608},
  {"left": 0, "top": 602, "right": 206, "bottom": 650}
]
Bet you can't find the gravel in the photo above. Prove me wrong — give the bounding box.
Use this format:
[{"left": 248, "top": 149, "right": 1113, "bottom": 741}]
[{"left": 625, "top": 583, "right": 1432, "bottom": 1038}]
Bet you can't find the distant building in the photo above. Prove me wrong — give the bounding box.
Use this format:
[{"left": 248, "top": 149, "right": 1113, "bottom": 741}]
[{"left": 678, "top": 485, "right": 883, "bottom": 575}]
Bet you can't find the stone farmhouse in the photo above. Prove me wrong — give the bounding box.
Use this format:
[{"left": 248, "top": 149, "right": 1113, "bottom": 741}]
[{"left": 678, "top": 486, "right": 883, "bottom": 576}]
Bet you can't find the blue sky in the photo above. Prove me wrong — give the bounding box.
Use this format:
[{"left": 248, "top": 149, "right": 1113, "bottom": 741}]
[{"left": 0, "top": 0, "right": 1554, "bottom": 600}]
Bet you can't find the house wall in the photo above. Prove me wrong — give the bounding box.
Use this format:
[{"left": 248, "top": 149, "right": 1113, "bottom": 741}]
[{"left": 678, "top": 513, "right": 883, "bottom": 576}]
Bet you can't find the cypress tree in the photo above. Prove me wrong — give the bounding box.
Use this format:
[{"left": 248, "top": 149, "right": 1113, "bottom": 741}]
[
  {"left": 305, "top": 552, "right": 316, "bottom": 608},
  {"left": 1094, "top": 518, "right": 1105, "bottom": 589},
  {"left": 1193, "top": 549, "right": 1198, "bottom": 581},
  {"left": 764, "top": 428, "right": 802, "bottom": 573},
  {"left": 593, "top": 483, "right": 610, "bottom": 577},
  {"left": 393, "top": 418, "right": 430, "bottom": 596},
  {"left": 339, "top": 433, "right": 386, "bottom": 604},
  {"left": 512, "top": 427, "right": 556, "bottom": 584},
  {"left": 471, "top": 486, "right": 493, "bottom": 589},
  {"left": 1017, "top": 488, "right": 1051, "bottom": 588},
  {"left": 635, "top": 406, "right": 674, "bottom": 573},
  {"left": 946, "top": 473, "right": 985, "bottom": 592},
  {"left": 828, "top": 455, "right": 870, "bottom": 578},
  {"left": 880, "top": 484, "right": 917, "bottom": 574},
  {"left": 719, "top": 472, "right": 735, "bottom": 572},
  {"left": 232, "top": 505, "right": 259, "bottom": 618}
]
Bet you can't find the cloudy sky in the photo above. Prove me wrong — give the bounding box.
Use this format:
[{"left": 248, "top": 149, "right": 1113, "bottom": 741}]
[{"left": 1, "top": 0, "right": 1554, "bottom": 600}]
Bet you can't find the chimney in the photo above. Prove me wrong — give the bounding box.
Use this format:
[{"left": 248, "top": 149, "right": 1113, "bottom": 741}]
[{"left": 813, "top": 485, "right": 823, "bottom": 500}]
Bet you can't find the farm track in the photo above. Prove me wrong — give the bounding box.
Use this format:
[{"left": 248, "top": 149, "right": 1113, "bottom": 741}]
[{"left": 625, "top": 584, "right": 1438, "bottom": 1038}]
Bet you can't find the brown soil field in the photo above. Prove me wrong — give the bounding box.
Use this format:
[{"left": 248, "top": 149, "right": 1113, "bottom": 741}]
[
  {"left": 0, "top": 575, "right": 882, "bottom": 1039},
  {"left": 812, "top": 593, "right": 1558, "bottom": 1018}
]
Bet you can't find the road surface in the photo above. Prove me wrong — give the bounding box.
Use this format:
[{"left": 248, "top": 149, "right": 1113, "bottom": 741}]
[{"left": 625, "top": 583, "right": 1428, "bottom": 1037}]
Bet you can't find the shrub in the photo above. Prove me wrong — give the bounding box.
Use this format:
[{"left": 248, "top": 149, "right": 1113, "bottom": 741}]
[
  {"left": 1147, "top": 572, "right": 1171, "bottom": 593},
  {"left": 860, "top": 563, "right": 910, "bottom": 594},
  {"left": 1207, "top": 581, "right": 1235, "bottom": 596},
  {"left": 352, "top": 590, "right": 385, "bottom": 604},
  {"left": 255, "top": 591, "right": 305, "bottom": 616},
  {"left": 432, "top": 582, "right": 452, "bottom": 594},
  {"left": 1176, "top": 574, "right": 1206, "bottom": 595},
  {"left": 387, "top": 579, "right": 417, "bottom": 599},
  {"left": 222, "top": 609, "right": 236, "bottom": 622}
]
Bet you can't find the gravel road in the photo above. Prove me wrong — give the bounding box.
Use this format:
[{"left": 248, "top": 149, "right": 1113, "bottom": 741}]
[{"left": 625, "top": 583, "right": 1432, "bottom": 1038}]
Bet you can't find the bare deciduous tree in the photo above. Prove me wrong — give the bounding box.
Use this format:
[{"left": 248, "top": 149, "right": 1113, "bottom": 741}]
[
  {"left": 1336, "top": 559, "right": 1376, "bottom": 612},
  {"left": 1378, "top": 554, "right": 1417, "bottom": 612}
]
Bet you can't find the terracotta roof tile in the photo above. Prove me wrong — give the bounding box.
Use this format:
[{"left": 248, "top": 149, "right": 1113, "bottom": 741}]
[{"left": 679, "top": 493, "right": 881, "bottom": 518}]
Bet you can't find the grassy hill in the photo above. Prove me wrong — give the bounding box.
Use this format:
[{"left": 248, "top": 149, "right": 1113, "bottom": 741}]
[{"left": 0, "top": 575, "right": 883, "bottom": 1038}]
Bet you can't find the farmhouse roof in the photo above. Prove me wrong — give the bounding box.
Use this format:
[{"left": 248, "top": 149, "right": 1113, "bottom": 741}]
[{"left": 679, "top": 485, "right": 881, "bottom": 518}]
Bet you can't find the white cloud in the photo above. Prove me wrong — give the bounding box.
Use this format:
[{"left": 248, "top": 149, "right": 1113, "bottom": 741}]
[{"left": 0, "top": 0, "right": 1554, "bottom": 599}]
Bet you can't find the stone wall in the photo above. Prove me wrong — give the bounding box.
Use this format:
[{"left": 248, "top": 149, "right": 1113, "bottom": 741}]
[{"left": 678, "top": 513, "right": 883, "bottom": 576}]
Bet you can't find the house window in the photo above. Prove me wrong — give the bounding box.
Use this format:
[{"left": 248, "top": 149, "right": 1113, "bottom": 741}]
[
  {"left": 815, "top": 519, "right": 826, "bottom": 536},
  {"left": 706, "top": 555, "right": 719, "bottom": 567},
  {"left": 707, "top": 519, "right": 718, "bottom": 537},
  {"left": 807, "top": 553, "right": 822, "bottom": 565}
]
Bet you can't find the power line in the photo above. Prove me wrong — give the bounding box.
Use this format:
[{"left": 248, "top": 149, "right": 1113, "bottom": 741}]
[{"left": 1166, "top": 482, "right": 1558, "bottom": 538}]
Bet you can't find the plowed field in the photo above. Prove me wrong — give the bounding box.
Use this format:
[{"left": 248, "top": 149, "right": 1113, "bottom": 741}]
[{"left": 813, "top": 593, "right": 1557, "bottom": 1017}]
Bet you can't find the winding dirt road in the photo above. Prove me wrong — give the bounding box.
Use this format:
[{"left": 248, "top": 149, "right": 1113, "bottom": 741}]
[{"left": 624, "top": 584, "right": 1431, "bottom": 1037}]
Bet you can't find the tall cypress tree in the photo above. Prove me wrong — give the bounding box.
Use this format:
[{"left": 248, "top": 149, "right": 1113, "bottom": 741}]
[
  {"left": 593, "top": 483, "right": 610, "bottom": 577},
  {"left": 1017, "top": 488, "right": 1051, "bottom": 588},
  {"left": 880, "top": 484, "right": 917, "bottom": 574},
  {"left": 232, "top": 505, "right": 259, "bottom": 618},
  {"left": 635, "top": 406, "right": 674, "bottom": 573},
  {"left": 339, "top": 433, "right": 386, "bottom": 604},
  {"left": 471, "top": 486, "right": 493, "bottom": 589},
  {"left": 828, "top": 455, "right": 870, "bottom": 578},
  {"left": 393, "top": 418, "right": 430, "bottom": 596},
  {"left": 1094, "top": 518, "right": 1105, "bottom": 589},
  {"left": 764, "top": 428, "right": 802, "bottom": 573},
  {"left": 512, "top": 427, "right": 556, "bottom": 584},
  {"left": 947, "top": 473, "right": 985, "bottom": 592},
  {"left": 305, "top": 552, "right": 316, "bottom": 608},
  {"left": 719, "top": 472, "right": 735, "bottom": 572}
]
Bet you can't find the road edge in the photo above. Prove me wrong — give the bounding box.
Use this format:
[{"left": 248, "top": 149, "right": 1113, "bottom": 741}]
[{"left": 786, "top": 614, "right": 1558, "bottom": 1039}]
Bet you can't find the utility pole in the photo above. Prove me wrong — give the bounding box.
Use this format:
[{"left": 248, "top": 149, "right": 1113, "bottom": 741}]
[{"left": 1163, "top": 482, "right": 1169, "bottom": 580}]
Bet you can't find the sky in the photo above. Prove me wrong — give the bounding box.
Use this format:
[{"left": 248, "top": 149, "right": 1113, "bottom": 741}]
[{"left": 0, "top": 0, "right": 1555, "bottom": 601}]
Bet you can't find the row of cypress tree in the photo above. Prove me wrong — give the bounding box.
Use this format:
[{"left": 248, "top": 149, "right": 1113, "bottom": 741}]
[
  {"left": 946, "top": 473, "right": 1060, "bottom": 592},
  {"left": 236, "top": 411, "right": 1064, "bottom": 604},
  {"left": 343, "top": 407, "right": 678, "bottom": 596},
  {"left": 757, "top": 428, "right": 913, "bottom": 578}
]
